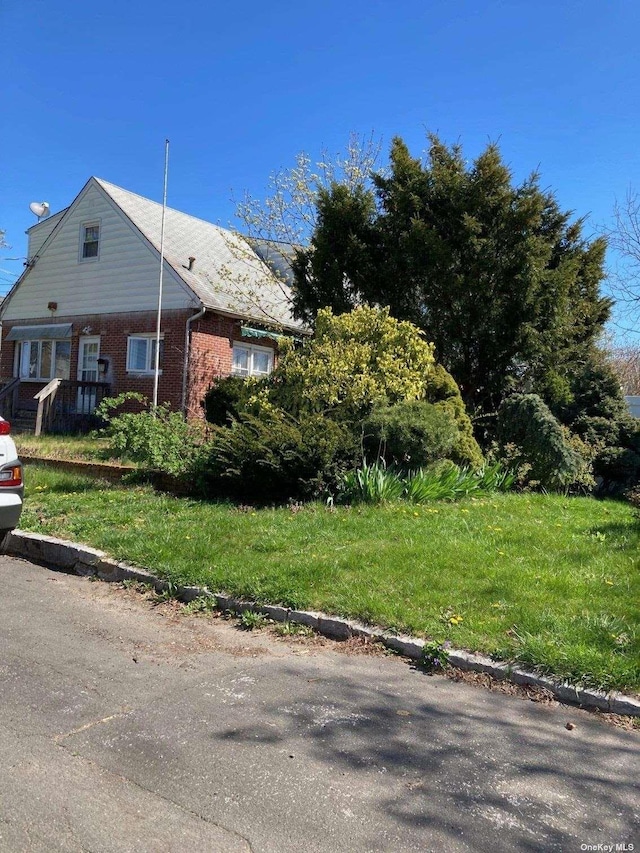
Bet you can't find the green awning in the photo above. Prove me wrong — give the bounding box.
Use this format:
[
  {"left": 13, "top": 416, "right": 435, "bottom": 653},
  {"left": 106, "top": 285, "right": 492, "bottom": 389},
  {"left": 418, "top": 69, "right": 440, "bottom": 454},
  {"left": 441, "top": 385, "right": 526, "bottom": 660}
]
[
  {"left": 6, "top": 323, "right": 72, "bottom": 341},
  {"left": 240, "top": 325, "right": 285, "bottom": 342}
]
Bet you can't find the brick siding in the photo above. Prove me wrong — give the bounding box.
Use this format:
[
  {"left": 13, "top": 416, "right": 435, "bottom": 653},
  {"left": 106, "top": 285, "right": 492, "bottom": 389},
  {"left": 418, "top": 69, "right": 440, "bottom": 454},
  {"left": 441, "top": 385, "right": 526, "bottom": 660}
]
[
  {"left": 1, "top": 309, "right": 278, "bottom": 420},
  {"left": 185, "top": 312, "right": 278, "bottom": 419}
]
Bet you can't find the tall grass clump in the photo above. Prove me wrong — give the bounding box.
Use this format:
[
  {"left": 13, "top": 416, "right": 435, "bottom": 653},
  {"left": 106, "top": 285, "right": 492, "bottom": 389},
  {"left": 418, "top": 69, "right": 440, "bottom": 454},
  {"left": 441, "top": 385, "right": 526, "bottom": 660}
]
[
  {"left": 340, "top": 460, "right": 405, "bottom": 504},
  {"left": 340, "top": 461, "right": 514, "bottom": 505}
]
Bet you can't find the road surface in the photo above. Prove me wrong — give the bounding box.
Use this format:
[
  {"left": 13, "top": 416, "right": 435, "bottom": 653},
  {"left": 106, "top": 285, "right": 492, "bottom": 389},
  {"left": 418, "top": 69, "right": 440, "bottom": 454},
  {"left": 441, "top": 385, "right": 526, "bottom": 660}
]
[{"left": 0, "top": 555, "right": 638, "bottom": 852}]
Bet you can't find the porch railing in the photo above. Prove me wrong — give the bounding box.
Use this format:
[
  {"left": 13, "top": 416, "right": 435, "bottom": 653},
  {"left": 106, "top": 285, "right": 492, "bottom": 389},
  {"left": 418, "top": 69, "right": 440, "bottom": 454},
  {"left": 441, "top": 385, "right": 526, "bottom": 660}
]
[
  {"left": 34, "top": 378, "right": 63, "bottom": 436},
  {"left": 34, "top": 380, "right": 112, "bottom": 434},
  {"left": 0, "top": 377, "right": 21, "bottom": 420}
]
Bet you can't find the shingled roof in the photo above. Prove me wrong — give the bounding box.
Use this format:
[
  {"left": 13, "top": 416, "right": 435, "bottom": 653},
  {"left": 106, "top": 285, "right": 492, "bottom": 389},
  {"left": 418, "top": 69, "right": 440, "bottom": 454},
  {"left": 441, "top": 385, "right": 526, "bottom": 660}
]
[{"left": 94, "top": 178, "right": 304, "bottom": 333}]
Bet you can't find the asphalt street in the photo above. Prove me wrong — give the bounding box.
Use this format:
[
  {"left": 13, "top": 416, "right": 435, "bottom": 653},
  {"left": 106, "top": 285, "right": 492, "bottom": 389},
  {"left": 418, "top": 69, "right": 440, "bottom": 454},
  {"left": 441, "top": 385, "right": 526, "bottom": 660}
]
[{"left": 0, "top": 555, "right": 638, "bottom": 852}]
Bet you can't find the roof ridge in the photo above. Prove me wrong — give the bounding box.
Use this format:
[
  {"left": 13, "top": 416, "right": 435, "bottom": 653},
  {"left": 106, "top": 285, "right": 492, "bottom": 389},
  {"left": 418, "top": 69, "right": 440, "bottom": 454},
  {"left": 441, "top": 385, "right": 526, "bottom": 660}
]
[
  {"left": 94, "top": 177, "right": 232, "bottom": 234},
  {"left": 25, "top": 207, "right": 70, "bottom": 233}
]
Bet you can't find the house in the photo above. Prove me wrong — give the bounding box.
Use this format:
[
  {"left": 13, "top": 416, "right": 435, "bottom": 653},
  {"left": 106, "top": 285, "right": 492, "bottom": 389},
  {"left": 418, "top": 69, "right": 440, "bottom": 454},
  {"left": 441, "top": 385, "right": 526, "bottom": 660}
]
[
  {"left": 0, "top": 177, "right": 305, "bottom": 430},
  {"left": 625, "top": 396, "right": 640, "bottom": 418}
]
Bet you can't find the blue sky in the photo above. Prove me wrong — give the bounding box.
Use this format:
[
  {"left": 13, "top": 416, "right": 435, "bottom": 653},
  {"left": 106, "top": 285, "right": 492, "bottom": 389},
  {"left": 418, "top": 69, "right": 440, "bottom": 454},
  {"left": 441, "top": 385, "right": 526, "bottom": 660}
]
[{"left": 1, "top": 0, "right": 638, "bottom": 337}]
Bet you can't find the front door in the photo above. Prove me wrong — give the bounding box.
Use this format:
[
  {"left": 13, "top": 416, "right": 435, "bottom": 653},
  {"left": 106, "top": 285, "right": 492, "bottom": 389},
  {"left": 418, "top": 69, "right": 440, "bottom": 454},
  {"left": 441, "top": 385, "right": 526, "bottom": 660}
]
[{"left": 77, "top": 336, "right": 100, "bottom": 413}]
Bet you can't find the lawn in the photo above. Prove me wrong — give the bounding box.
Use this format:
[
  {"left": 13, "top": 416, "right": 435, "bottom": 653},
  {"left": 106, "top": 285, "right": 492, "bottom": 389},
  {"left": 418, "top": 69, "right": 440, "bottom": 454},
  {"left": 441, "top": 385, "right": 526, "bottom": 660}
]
[
  {"left": 15, "top": 433, "right": 121, "bottom": 463},
  {"left": 19, "top": 464, "right": 640, "bottom": 693}
]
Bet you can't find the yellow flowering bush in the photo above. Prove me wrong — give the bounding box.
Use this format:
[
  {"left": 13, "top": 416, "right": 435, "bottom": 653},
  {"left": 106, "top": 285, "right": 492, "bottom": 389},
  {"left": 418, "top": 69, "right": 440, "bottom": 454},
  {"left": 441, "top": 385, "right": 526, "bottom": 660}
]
[{"left": 271, "top": 306, "right": 436, "bottom": 417}]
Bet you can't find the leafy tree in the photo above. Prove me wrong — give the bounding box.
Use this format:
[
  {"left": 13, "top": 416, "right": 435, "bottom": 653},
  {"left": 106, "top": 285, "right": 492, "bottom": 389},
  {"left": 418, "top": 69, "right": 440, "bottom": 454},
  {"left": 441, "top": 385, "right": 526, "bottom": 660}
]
[
  {"left": 293, "top": 135, "right": 611, "bottom": 420},
  {"left": 235, "top": 133, "right": 381, "bottom": 247}
]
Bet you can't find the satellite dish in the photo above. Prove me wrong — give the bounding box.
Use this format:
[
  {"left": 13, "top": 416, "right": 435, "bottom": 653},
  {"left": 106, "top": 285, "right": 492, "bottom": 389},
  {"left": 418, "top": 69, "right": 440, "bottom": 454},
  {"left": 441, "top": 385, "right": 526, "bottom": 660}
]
[{"left": 29, "top": 202, "right": 50, "bottom": 221}]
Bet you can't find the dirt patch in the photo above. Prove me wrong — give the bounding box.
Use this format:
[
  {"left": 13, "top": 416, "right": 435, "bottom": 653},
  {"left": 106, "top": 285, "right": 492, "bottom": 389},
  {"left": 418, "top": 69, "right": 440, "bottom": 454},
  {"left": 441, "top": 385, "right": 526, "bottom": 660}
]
[{"left": 442, "top": 665, "right": 638, "bottom": 731}]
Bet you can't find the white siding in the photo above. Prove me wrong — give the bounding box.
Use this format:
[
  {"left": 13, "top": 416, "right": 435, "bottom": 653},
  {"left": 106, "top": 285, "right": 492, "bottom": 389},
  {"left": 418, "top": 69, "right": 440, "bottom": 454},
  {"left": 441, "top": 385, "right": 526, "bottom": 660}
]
[
  {"left": 4, "top": 182, "right": 197, "bottom": 321},
  {"left": 27, "top": 210, "right": 66, "bottom": 257}
]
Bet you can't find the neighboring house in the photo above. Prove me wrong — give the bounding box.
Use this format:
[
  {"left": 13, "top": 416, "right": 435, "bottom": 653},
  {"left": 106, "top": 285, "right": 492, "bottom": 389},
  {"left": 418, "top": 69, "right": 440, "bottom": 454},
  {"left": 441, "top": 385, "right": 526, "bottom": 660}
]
[
  {"left": 0, "top": 177, "right": 304, "bottom": 430},
  {"left": 625, "top": 396, "right": 640, "bottom": 418}
]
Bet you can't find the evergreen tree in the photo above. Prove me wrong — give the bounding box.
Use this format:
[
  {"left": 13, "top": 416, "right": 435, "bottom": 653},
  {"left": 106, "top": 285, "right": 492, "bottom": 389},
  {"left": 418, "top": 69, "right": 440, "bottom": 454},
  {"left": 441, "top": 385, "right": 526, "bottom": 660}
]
[{"left": 292, "top": 135, "right": 612, "bottom": 419}]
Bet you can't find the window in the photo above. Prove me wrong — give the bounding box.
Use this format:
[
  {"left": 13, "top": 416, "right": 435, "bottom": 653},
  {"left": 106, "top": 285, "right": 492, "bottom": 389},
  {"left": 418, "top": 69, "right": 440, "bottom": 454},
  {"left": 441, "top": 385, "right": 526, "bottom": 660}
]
[
  {"left": 232, "top": 343, "right": 274, "bottom": 377},
  {"left": 16, "top": 340, "right": 71, "bottom": 381},
  {"left": 126, "top": 335, "right": 163, "bottom": 374},
  {"left": 81, "top": 222, "right": 100, "bottom": 259}
]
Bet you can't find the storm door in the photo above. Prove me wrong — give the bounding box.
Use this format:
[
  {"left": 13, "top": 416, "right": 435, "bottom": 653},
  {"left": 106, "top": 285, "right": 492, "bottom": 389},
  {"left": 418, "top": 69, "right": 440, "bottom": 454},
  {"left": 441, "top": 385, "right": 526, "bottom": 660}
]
[{"left": 77, "top": 336, "right": 100, "bottom": 413}]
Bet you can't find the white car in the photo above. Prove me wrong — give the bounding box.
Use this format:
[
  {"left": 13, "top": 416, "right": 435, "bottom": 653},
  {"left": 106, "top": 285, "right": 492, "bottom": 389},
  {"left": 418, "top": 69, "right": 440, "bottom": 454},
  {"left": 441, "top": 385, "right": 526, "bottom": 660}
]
[{"left": 0, "top": 417, "right": 23, "bottom": 536}]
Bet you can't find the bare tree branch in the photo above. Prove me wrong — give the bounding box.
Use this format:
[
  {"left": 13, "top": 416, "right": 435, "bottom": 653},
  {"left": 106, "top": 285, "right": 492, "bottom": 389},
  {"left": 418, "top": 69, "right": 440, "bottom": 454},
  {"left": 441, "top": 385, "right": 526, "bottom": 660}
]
[
  {"left": 233, "top": 132, "right": 383, "bottom": 246},
  {"left": 603, "top": 188, "right": 640, "bottom": 307},
  {"left": 606, "top": 343, "right": 640, "bottom": 395}
]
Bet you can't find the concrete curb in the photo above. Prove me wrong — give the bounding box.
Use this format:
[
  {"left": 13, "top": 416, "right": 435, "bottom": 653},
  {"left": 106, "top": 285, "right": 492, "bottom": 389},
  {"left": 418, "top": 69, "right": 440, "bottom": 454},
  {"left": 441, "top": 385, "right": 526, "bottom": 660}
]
[{"left": 6, "top": 529, "right": 640, "bottom": 717}]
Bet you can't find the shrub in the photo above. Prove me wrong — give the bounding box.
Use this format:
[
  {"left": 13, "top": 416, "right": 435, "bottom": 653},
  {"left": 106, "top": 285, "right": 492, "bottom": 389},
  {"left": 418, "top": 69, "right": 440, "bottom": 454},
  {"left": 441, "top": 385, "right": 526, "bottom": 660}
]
[
  {"left": 362, "top": 401, "right": 459, "bottom": 468},
  {"left": 594, "top": 446, "right": 640, "bottom": 492},
  {"left": 548, "top": 352, "right": 640, "bottom": 493},
  {"left": 423, "top": 364, "right": 484, "bottom": 469},
  {"left": 496, "top": 394, "right": 581, "bottom": 490},
  {"left": 572, "top": 415, "right": 620, "bottom": 448},
  {"left": 201, "top": 307, "right": 482, "bottom": 497},
  {"left": 559, "top": 355, "right": 629, "bottom": 423},
  {"left": 193, "top": 410, "right": 360, "bottom": 502},
  {"left": 267, "top": 306, "right": 436, "bottom": 419},
  {"left": 619, "top": 416, "right": 640, "bottom": 454},
  {"left": 203, "top": 375, "right": 262, "bottom": 426},
  {"left": 561, "top": 428, "right": 597, "bottom": 494},
  {"left": 96, "top": 394, "right": 204, "bottom": 476}
]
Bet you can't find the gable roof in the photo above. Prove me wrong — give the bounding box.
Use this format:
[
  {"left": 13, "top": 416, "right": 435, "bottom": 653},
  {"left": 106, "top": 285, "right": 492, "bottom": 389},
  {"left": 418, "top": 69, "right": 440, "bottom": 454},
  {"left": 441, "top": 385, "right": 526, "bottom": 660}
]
[{"left": 94, "top": 179, "right": 303, "bottom": 332}]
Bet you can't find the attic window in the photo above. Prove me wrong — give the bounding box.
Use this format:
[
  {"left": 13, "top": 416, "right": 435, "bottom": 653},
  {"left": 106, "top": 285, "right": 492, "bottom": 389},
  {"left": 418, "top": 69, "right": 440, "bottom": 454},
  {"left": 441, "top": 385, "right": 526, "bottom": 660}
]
[{"left": 81, "top": 223, "right": 100, "bottom": 259}]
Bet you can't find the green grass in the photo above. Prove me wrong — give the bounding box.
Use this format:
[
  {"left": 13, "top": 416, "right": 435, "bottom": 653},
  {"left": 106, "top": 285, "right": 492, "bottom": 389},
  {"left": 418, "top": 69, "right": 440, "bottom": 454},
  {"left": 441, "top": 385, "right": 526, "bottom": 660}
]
[
  {"left": 15, "top": 434, "right": 125, "bottom": 464},
  {"left": 20, "top": 464, "right": 640, "bottom": 693}
]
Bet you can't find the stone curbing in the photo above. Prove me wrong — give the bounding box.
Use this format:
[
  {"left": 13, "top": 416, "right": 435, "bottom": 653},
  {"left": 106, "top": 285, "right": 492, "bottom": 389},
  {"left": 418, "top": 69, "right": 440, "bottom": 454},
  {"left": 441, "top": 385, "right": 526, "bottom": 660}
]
[{"left": 5, "top": 529, "right": 640, "bottom": 717}]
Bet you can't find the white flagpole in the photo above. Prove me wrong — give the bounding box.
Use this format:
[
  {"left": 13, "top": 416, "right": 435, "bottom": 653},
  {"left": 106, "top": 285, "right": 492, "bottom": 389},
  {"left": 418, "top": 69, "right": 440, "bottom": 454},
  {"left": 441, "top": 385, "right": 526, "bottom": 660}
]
[{"left": 153, "top": 138, "right": 170, "bottom": 412}]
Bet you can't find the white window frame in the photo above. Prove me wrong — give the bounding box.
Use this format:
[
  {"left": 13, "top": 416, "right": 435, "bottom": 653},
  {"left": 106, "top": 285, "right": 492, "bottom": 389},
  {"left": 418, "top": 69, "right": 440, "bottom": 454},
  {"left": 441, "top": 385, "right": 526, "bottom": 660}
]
[
  {"left": 126, "top": 334, "right": 164, "bottom": 375},
  {"left": 79, "top": 220, "right": 101, "bottom": 262},
  {"left": 14, "top": 339, "right": 72, "bottom": 382},
  {"left": 231, "top": 342, "right": 274, "bottom": 377}
]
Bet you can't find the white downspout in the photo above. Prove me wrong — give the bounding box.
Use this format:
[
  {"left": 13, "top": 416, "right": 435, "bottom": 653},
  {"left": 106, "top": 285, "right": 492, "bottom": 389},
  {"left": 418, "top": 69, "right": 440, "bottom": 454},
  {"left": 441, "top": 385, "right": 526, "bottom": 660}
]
[{"left": 181, "top": 306, "right": 206, "bottom": 416}]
